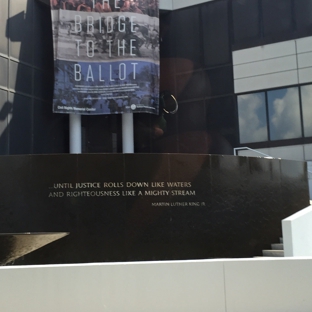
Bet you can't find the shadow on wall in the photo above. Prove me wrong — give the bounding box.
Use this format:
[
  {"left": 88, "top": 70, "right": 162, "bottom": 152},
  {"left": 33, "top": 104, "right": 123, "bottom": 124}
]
[{"left": 3, "top": 0, "right": 68, "bottom": 155}]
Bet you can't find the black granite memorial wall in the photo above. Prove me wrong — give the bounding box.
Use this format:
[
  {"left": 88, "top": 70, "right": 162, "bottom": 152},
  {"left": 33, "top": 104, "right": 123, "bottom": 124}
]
[{"left": 0, "top": 153, "right": 309, "bottom": 264}]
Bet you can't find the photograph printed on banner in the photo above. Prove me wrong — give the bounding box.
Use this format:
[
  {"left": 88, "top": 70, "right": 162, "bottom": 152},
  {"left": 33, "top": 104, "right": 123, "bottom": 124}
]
[
  {"left": 55, "top": 10, "right": 159, "bottom": 62},
  {"left": 50, "top": 0, "right": 159, "bottom": 115},
  {"left": 51, "top": 0, "right": 159, "bottom": 18}
]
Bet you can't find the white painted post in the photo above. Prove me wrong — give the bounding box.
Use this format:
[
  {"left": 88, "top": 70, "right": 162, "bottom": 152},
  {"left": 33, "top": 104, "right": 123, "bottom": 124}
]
[
  {"left": 122, "top": 113, "right": 134, "bottom": 153},
  {"left": 69, "top": 114, "right": 82, "bottom": 154}
]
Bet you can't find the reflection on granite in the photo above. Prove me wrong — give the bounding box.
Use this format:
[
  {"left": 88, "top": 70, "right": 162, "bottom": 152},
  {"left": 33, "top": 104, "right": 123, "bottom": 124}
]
[{"left": 0, "top": 232, "right": 69, "bottom": 265}]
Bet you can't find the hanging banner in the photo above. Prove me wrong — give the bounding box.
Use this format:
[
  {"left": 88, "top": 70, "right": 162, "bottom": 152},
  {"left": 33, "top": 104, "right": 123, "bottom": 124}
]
[{"left": 50, "top": 0, "right": 159, "bottom": 115}]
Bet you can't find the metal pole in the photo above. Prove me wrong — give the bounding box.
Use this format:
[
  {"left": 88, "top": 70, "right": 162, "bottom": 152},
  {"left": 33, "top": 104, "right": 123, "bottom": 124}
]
[
  {"left": 69, "top": 114, "right": 82, "bottom": 154},
  {"left": 122, "top": 113, "right": 134, "bottom": 153}
]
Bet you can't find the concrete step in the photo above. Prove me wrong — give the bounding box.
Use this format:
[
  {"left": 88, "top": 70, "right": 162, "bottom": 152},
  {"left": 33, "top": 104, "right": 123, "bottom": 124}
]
[
  {"left": 262, "top": 250, "right": 284, "bottom": 257},
  {"left": 271, "top": 243, "right": 283, "bottom": 250}
]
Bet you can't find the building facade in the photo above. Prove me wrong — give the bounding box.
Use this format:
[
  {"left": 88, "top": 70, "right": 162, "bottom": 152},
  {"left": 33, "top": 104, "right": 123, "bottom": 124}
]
[{"left": 1, "top": 0, "right": 312, "bottom": 164}]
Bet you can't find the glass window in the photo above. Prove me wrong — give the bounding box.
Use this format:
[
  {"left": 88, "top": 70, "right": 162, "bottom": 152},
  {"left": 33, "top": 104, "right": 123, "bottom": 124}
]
[
  {"left": 262, "top": 0, "right": 293, "bottom": 37},
  {"left": 207, "top": 96, "right": 238, "bottom": 147},
  {"left": 0, "top": 89, "right": 9, "bottom": 155},
  {"left": 173, "top": 6, "right": 201, "bottom": 71},
  {"left": 294, "top": 0, "right": 312, "bottom": 31},
  {"left": 238, "top": 92, "right": 268, "bottom": 143},
  {"left": 178, "top": 100, "right": 206, "bottom": 132},
  {"left": 201, "top": 0, "right": 230, "bottom": 66},
  {"left": 204, "top": 66, "right": 233, "bottom": 97},
  {"left": 232, "top": 0, "right": 260, "bottom": 44},
  {"left": 267, "top": 87, "right": 301, "bottom": 141},
  {"left": 301, "top": 84, "right": 312, "bottom": 137},
  {"left": 176, "top": 70, "right": 206, "bottom": 102},
  {"left": 8, "top": 93, "right": 32, "bottom": 154}
]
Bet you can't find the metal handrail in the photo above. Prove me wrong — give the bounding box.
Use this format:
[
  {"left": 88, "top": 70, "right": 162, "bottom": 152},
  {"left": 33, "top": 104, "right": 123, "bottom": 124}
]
[{"left": 233, "top": 147, "right": 273, "bottom": 158}]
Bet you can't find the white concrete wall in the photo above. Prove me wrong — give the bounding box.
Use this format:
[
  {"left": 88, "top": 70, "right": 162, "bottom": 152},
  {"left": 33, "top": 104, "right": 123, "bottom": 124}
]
[
  {"left": 160, "top": 0, "right": 173, "bottom": 10},
  {"left": 282, "top": 205, "right": 312, "bottom": 257},
  {"left": 297, "top": 36, "right": 312, "bottom": 84},
  {"left": 233, "top": 36, "right": 312, "bottom": 93},
  {"left": 1, "top": 258, "right": 312, "bottom": 312}
]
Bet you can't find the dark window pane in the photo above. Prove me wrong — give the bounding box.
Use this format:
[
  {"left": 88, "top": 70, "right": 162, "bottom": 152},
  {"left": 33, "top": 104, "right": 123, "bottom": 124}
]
[
  {"left": 173, "top": 6, "right": 201, "bottom": 70},
  {"left": 178, "top": 100, "right": 206, "bottom": 132},
  {"left": 262, "top": 0, "right": 293, "bottom": 37},
  {"left": 268, "top": 87, "right": 301, "bottom": 141},
  {"left": 232, "top": 0, "right": 260, "bottom": 44},
  {"left": 204, "top": 66, "right": 233, "bottom": 97},
  {"left": 34, "top": 69, "right": 54, "bottom": 100},
  {"left": 33, "top": 1, "right": 54, "bottom": 70},
  {"left": 8, "top": 93, "right": 32, "bottom": 154},
  {"left": 238, "top": 92, "right": 268, "bottom": 143},
  {"left": 295, "top": 0, "right": 312, "bottom": 31},
  {"left": 0, "top": 89, "right": 9, "bottom": 154},
  {"left": 9, "top": 61, "right": 33, "bottom": 96},
  {"left": 33, "top": 99, "right": 68, "bottom": 154},
  {"left": 201, "top": 0, "right": 230, "bottom": 66},
  {"left": 176, "top": 70, "right": 206, "bottom": 102},
  {"left": 207, "top": 96, "right": 238, "bottom": 149},
  {"left": 160, "top": 11, "right": 176, "bottom": 60},
  {"left": 301, "top": 84, "right": 312, "bottom": 137}
]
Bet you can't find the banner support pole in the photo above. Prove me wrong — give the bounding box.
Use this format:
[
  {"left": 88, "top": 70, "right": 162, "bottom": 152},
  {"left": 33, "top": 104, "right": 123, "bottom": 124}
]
[
  {"left": 122, "top": 113, "right": 134, "bottom": 153},
  {"left": 69, "top": 114, "right": 82, "bottom": 154}
]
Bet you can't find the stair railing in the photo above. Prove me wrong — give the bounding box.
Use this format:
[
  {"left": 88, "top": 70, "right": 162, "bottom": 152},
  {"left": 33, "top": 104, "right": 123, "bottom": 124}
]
[{"left": 233, "top": 147, "right": 274, "bottom": 158}]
